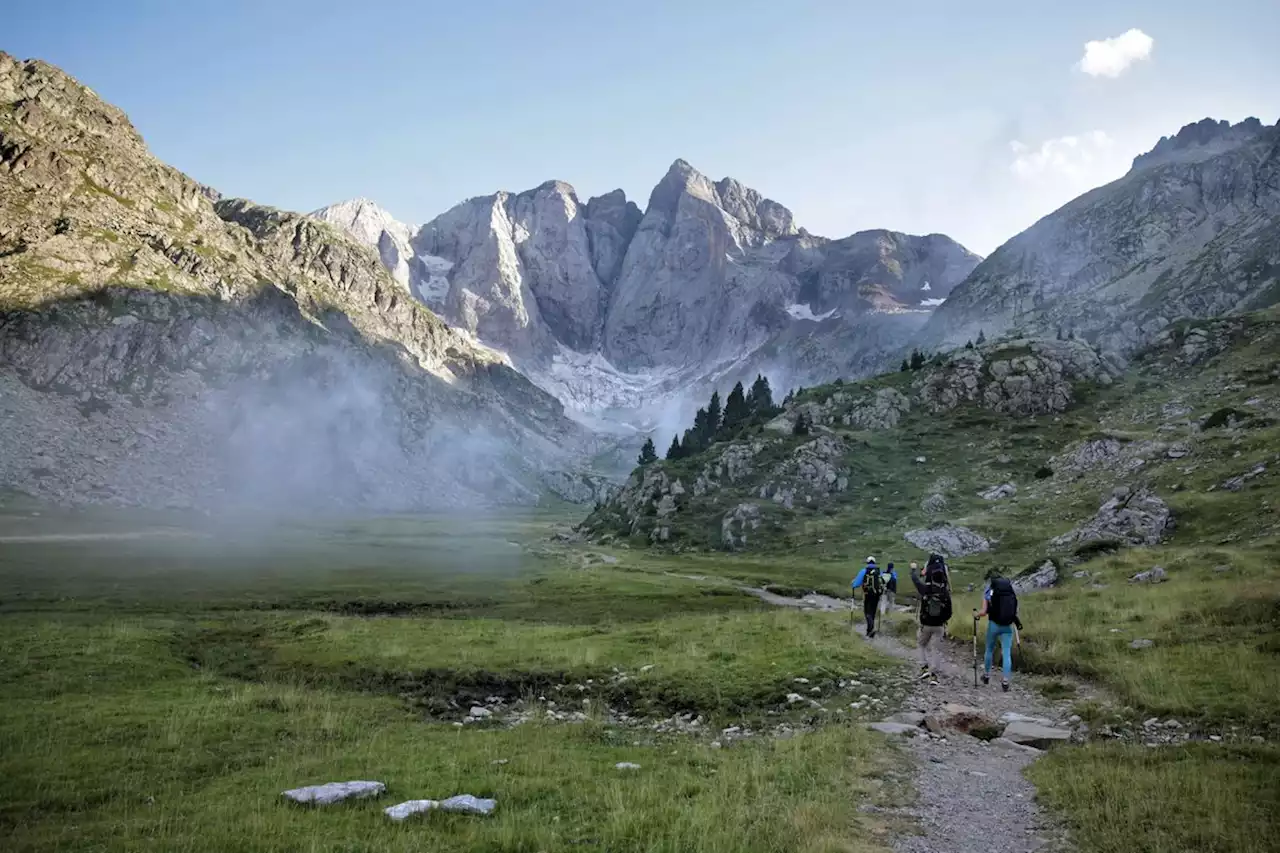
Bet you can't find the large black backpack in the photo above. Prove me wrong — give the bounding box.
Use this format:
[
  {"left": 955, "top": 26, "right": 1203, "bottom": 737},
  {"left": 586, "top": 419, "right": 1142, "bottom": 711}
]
[
  {"left": 921, "top": 560, "right": 952, "bottom": 624},
  {"left": 988, "top": 577, "right": 1018, "bottom": 626}
]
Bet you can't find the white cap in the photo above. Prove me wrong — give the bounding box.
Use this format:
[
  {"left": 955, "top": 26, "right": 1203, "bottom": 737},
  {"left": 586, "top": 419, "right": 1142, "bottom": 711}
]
[{"left": 866, "top": 556, "right": 877, "bottom": 564}]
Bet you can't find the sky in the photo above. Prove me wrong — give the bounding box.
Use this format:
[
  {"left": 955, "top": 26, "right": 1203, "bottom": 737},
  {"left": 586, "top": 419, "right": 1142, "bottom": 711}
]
[{"left": 6, "top": 0, "right": 1278, "bottom": 255}]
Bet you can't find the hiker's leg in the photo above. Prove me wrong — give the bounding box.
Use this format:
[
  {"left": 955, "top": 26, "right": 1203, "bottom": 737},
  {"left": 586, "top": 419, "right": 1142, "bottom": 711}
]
[
  {"left": 917, "top": 625, "right": 929, "bottom": 665},
  {"left": 864, "top": 596, "right": 877, "bottom": 634},
  {"left": 983, "top": 622, "right": 995, "bottom": 674},
  {"left": 999, "top": 626, "right": 1014, "bottom": 681}
]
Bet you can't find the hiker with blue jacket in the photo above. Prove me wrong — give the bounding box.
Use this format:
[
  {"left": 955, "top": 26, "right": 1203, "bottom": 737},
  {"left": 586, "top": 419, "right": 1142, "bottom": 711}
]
[
  {"left": 851, "top": 556, "right": 886, "bottom": 638},
  {"left": 976, "top": 573, "right": 1022, "bottom": 692}
]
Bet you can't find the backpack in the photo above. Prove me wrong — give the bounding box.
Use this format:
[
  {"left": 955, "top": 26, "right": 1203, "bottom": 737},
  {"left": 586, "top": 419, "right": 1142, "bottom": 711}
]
[
  {"left": 988, "top": 577, "right": 1018, "bottom": 626},
  {"left": 865, "top": 564, "right": 886, "bottom": 596},
  {"left": 921, "top": 562, "right": 952, "bottom": 624}
]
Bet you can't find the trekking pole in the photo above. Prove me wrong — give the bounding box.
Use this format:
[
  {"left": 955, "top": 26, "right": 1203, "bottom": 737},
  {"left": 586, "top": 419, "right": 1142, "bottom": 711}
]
[{"left": 971, "top": 611, "right": 979, "bottom": 687}]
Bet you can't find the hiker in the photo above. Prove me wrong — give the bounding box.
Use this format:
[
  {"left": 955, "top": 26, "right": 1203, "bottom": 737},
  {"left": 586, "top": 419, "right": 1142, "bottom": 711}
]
[
  {"left": 910, "top": 554, "right": 952, "bottom": 681},
  {"left": 851, "top": 556, "right": 886, "bottom": 638},
  {"left": 880, "top": 562, "right": 899, "bottom": 615},
  {"left": 976, "top": 573, "right": 1023, "bottom": 692}
]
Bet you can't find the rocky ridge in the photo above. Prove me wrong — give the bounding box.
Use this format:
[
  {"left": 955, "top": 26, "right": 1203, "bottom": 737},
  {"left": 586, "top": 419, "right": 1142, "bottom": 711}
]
[
  {"left": 316, "top": 162, "right": 981, "bottom": 417},
  {"left": 924, "top": 116, "right": 1280, "bottom": 357},
  {"left": 0, "top": 52, "right": 600, "bottom": 510}
]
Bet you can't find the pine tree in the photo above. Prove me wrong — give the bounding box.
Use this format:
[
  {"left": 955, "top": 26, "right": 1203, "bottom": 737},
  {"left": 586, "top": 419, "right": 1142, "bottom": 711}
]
[
  {"left": 782, "top": 390, "right": 794, "bottom": 406},
  {"left": 706, "top": 391, "right": 722, "bottom": 441},
  {"left": 637, "top": 437, "right": 657, "bottom": 466},
  {"left": 965, "top": 339, "right": 974, "bottom": 349},
  {"left": 1056, "top": 326, "right": 1064, "bottom": 340},
  {"left": 792, "top": 411, "right": 811, "bottom": 436},
  {"left": 900, "top": 358, "right": 910, "bottom": 372},
  {"left": 722, "top": 381, "right": 749, "bottom": 434},
  {"left": 1067, "top": 328, "right": 1075, "bottom": 340},
  {"left": 666, "top": 435, "right": 682, "bottom": 460},
  {"left": 749, "top": 374, "right": 775, "bottom": 415},
  {"left": 976, "top": 329, "right": 987, "bottom": 345},
  {"left": 910, "top": 349, "right": 926, "bottom": 370}
]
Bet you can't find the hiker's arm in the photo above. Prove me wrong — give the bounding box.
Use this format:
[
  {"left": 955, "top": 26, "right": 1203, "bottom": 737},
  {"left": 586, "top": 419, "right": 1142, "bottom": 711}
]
[
  {"left": 910, "top": 567, "right": 926, "bottom": 596},
  {"left": 1014, "top": 615, "right": 1023, "bottom": 631},
  {"left": 976, "top": 599, "right": 989, "bottom": 619}
]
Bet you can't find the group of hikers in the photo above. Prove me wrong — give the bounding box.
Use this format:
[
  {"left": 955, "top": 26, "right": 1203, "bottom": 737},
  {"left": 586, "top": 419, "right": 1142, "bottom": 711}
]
[{"left": 851, "top": 554, "right": 1022, "bottom": 690}]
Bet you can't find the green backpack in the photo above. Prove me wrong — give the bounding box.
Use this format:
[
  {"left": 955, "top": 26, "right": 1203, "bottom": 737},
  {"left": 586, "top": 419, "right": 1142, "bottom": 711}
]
[{"left": 865, "top": 565, "right": 886, "bottom": 596}]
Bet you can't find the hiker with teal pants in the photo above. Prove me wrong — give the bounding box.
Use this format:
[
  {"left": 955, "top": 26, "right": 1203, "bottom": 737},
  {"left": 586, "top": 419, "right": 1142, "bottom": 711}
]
[{"left": 975, "top": 574, "right": 1022, "bottom": 692}]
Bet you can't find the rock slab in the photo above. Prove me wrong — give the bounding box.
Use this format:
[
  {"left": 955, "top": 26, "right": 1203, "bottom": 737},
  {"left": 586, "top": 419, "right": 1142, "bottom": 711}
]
[
  {"left": 282, "top": 780, "right": 386, "bottom": 806},
  {"left": 1001, "top": 721, "right": 1072, "bottom": 749},
  {"left": 384, "top": 794, "right": 497, "bottom": 821}
]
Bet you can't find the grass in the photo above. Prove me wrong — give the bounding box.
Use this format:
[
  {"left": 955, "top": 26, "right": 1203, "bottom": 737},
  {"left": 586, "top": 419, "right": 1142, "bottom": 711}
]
[
  {"left": 0, "top": 506, "right": 899, "bottom": 852},
  {"left": 1027, "top": 743, "right": 1280, "bottom": 853}
]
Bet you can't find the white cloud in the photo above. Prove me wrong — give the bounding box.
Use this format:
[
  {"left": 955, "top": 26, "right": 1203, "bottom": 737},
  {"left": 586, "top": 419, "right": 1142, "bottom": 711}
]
[
  {"left": 1010, "top": 131, "right": 1115, "bottom": 182},
  {"left": 1077, "top": 28, "right": 1154, "bottom": 78}
]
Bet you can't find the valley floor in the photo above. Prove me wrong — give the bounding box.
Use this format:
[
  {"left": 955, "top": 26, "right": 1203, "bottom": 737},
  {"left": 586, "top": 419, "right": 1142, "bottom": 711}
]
[{"left": 1, "top": 503, "right": 1276, "bottom": 853}]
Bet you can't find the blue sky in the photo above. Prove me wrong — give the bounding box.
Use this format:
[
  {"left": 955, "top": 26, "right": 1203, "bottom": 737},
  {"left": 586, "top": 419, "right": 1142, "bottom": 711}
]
[{"left": 6, "top": 0, "right": 1278, "bottom": 254}]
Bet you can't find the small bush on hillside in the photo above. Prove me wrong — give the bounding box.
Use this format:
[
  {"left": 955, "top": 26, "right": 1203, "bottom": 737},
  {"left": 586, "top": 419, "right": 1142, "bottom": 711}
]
[{"left": 1034, "top": 465, "right": 1054, "bottom": 479}]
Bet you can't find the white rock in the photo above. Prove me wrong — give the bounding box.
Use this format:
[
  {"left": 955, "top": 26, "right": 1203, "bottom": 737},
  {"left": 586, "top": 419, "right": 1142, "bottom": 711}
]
[
  {"left": 384, "top": 794, "right": 497, "bottom": 821},
  {"left": 282, "top": 780, "right": 386, "bottom": 806},
  {"left": 615, "top": 762, "right": 642, "bottom": 770}
]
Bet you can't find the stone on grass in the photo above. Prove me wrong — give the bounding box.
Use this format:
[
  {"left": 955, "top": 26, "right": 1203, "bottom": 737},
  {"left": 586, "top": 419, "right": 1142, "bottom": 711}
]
[
  {"left": 384, "top": 795, "right": 497, "bottom": 821},
  {"left": 866, "top": 722, "right": 919, "bottom": 736},
  {"left": 1128, "top": 566, "right": 1167, "bottom": 584},
  {"left": 980, "top": 483, "right": 1017, "bottom": 501},
  {"left": 1002, "top": 721, "right": 1072, "bottom": 749},
  {"left": 903, "top": 525, "right": 992, "bottom": 557},
  {"left": 282, "top": 780, "right": 386, "bottom": 806},
  {"left": 615, "top": 762, "right": 642, "bottom": 770},
  {"left": 1130, "top": 638, "right": 1154, "bottom": 650},
  {"left": 469, "top": 706, "right": 493, "bottom": 718},
  {"left": 1013, "top": 560, "right": 1058, "bottom": 592},
  {"left": 1051, "top": 488, "right": 1173, "bottom": 549}
]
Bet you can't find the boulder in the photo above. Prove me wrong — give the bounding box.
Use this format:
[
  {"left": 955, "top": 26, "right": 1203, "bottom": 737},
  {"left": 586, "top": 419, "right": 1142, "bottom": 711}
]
[
  {"left": 904, "top": 525, "right": 992, "bottom": 557},
  {"left": 866, "top": 722, "right": 919, "bottom": 736},
  {"left": 1050, "top": 488, "right": 1173, "bottom": 549},
  {"left": 1013, "top": 560, "right": 1058, "bottom": 592},
  {"left": 1128, "top": 566, "right": 1167, "bottom": 584},
  {"left": 980, "top": 483, "right": 1017, "bottom": 501},
  {"left": 282, "top": 781, "right": 386, "bottom": 806},
  {"left": 1001, "top": 721, "right": 1072, "bottom": 749},
  {"left": 988, "top": 737, "right": 1043, "bottom": 756},
  {"left": 1130, "top": 638, "right": 1154, "bottom": 649},
  {"left": 615, "top": 762, "right": 642, "bottom": 770},
  {"left": 921, "top": 493, "right": 948, "bottom": 514},
  {"left": 888, "top": 711, "right": 927, "bottom": 727}
]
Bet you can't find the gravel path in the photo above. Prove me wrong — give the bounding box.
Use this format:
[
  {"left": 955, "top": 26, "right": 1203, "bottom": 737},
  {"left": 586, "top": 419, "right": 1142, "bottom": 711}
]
[{"left": 860, "top": 620, "right": 1074, "bottom": 853}]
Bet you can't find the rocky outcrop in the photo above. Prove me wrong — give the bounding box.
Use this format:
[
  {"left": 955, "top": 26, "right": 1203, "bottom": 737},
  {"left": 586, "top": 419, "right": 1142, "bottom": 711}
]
[
  {"left": 1051, "top": 487, "right": 1173, "bottom": 549},
  {"left": 1013, "top": 561, "right": 1059, "bottom": 592},
  {"left": 903, "top": 525, "right": 993, "bottom": 557},
  {"left": 924, "top": 117, "right": 1280, "bottom": 355},
  {"left": 722, "top": 502, "right": 762, "bottom": 550},
  {"left": 980, "top": 483, "right": 1017, "bottom": 501},
  {"left": 0, "top": 52, "right": 593, "bottom": 510},
  {"left": 915, "top": 339, "right": 1112, "bottom": 416}
]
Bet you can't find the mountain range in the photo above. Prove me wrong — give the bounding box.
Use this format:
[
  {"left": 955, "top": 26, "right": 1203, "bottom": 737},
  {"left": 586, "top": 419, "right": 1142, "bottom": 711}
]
[{"left": 2, "top": 49, "right": 1278, "bottom": 511}]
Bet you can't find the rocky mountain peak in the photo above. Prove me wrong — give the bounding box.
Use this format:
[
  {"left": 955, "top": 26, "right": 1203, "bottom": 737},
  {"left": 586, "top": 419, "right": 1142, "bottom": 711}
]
[
  {"left": 644, "top": 159, "right": 796, "bottom": 240},
  {"left": 1130, "top": 116, "right": 1275, "bottom": 172},
  {"left": 0, "top": 52, "right": 143, "bottom": 155}
]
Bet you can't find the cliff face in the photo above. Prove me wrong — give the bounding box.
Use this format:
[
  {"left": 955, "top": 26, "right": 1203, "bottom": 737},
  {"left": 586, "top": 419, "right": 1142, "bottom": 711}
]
[
  {"left": 923, "top": 118, "right": 1280, "bottom": 354},
  {"left": 0, "top": 52, "right": 596, "bottom": 511}
]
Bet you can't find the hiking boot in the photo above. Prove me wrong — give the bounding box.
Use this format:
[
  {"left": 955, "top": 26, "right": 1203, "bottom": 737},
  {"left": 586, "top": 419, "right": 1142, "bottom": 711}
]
[
  {"left": 918, "top": 665, "right": 931, "bottom": 679},
  {"left": 981, "top": 673, "right": 990, "bottom": 686},
  {"left": 1001, "top": 680, "right": 1010, "bottom": 693}
]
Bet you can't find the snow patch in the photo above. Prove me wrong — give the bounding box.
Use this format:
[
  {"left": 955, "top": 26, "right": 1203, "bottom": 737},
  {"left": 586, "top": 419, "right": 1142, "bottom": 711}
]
[
  {"left": 414, "top": 254, "right": 454, "bottom": 307},
  {"left": 921, "top": 281, "right": 932, "bottom": 292},
  {"left": 920, "top": 298, "right": 946, "bottom": 308},
  {"left": 785, "top": 303, "right": 838, "bottom": 322}
]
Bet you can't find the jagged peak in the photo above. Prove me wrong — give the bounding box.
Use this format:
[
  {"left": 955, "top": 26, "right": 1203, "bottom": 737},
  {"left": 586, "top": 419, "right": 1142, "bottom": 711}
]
[
  {"left": 1130, "top": 116, "right": 1276, "bottom": 172},
  {"left": 645, "top": 159, "right": 797, "bottom": 238}
]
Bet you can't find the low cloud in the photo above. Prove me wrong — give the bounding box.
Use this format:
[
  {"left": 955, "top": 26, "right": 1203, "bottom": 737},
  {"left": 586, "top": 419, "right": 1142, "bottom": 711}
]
[
  {"left": 1078, "top": 28, "right": 1154, "bottom": 78},
  {"left": 1010, "top": 131, "right": 1115, "bottom": 182}
]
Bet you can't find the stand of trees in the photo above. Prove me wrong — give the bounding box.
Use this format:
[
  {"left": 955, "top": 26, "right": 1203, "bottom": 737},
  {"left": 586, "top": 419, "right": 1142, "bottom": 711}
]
[{"left": 665, "top": 374, "right": 782, "bottom": 460}]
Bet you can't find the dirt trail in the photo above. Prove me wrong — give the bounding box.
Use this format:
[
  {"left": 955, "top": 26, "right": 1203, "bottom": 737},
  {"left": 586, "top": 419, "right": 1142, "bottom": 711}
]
[
  {"left": 859, "top": 620, "right": 1073, "bottom": 853},
  {"left": 753, "top": 588, "right": 1075, "bottom": 853}
]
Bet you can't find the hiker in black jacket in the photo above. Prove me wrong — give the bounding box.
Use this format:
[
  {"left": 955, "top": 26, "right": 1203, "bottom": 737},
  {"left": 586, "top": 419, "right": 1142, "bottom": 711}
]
[{"left": 911, "top": 554, "right": 952, "bottom": 682}]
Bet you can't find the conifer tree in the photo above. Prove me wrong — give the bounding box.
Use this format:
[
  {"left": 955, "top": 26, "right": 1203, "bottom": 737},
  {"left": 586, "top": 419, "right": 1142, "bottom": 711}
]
[
  {"left": 792, "top": 411, "right": 811, "bottom": 436},
  {"left": 749, "top": 374, "right": 775, "bottom": 415},
  {"left": 666, "top": 435, "right": 682, "bottom": 460},
  {"left": 976, "top": 329, "right": 987, "bottom": 345},
  {"left": 901, "top": 358, "right": 910, "bottom": 372},
  {"left": 722, "top": 381, "right": 749, "bottom": 434},
  {"left": 637, "top": 437, "right": 657, "bottom": 466},
  {"left": 706, "top": 391, "right": 722, "bottom": 441}
]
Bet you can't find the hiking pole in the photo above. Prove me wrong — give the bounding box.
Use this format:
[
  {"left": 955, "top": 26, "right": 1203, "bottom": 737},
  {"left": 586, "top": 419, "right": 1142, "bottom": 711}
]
[{"left": 971, "top": 610, "right": 979, "bottom": 687}]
